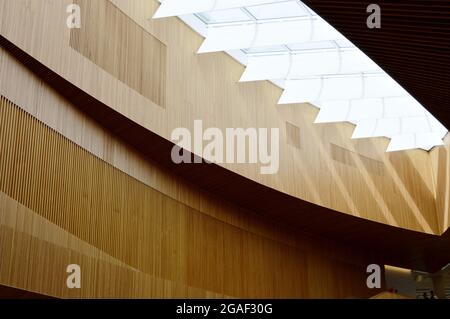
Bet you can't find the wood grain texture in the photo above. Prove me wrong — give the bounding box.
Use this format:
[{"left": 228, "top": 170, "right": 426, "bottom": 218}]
[
  {"left": 430, "top": 135, "right": 450, "bottom": 235},
  {"left": 2, "top": 37, "right": 449, "bottom": 274},
  {"left": 70, "top": 0, "right": 166, "bottom": 107},
  {"left": 0, "top": 0, "right": 441, "bottom": 234},
  {"left": 0, "top": 95, "right": 378, "bottom": 298},
  {"left": 286, "top": 122, "right": 301, "bottom": 150}
]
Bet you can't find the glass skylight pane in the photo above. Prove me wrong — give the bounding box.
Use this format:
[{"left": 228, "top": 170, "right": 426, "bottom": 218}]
[
  {"left": 347, "top": 99, "right": 383, "bottom": 121},
  {"left": 384, "top": 97, "right": 425, "bottom": 118},
  {"left": 312, "top": 17, "right": 345, "bottom": 42},
  {"left": 154, "top": 0, "right": 213, "bottom": 18},
  {"left": 401, "top": 117, "right": 431, "bottom": 134},
  {"left": 198, "top": 24, "right": 256, "bottom": 53},
  {"left": 246, "top": 1, "right": 308, "bottom": 20},
  {"left": 253, "top": 19, "right": 312, "bottom": 47},
  {"left": 352, "top": 119, "right": 377, "bottom": 139},
  {"left": 426, "top": 114, "right": 448, "bottom": 137},
  {"left": 364, "top": 75, "right": 405, "bottom": 98},
  {"left": 320, "top": 76, "right": 363, "bottom": 100},
  {"left": 287, "top": 41, "right": 335, "bottom": 51},
  {"left": 314, "top": 101, "right": 350, "bottom": 123},
  {"left": 416, "top": 133, "right": 444, "bottom": 150},
  {"left": 154, "top": 0, "right": 284, "bottom": 18},
  {"left": 241, "top": 54, "right": 289, "bottom": 81},
  {"left": 199, "top": 18, "right": 344, "bottom": 53},
  {"left": 340, "top": 50, "right": 381, "bottom": 74},
  {"left": 197, "top": 9, "right": 252, "bottom": 24},
  {"left": 373, "top": 118, "right": 401, "bottom": 137},
  {"left": 387, "top": 134, "right": 415, "bottom": 152},
  {"left": 279, "top": 78, "right": 322, "bottom": 103},
  {"left": 155, "top": 0, "right": 448, "bottom": 152},
  {"left": 335, "top": 39, "right": 354, "bottom": 48},
  {"left": 215, "top": 0, "right": 283, "bottom": 11},
  {"left": 243, "top": 45, "right": 287, "bottom": 54},
  {"left": 290, "top": 51, "right": 340, "bottom": 77},
  {"left": 280, "top": 74, "right": 407, "bottom": 104},
  {"left": 288, "top": 50, "right": 380, "bottom": 78}
]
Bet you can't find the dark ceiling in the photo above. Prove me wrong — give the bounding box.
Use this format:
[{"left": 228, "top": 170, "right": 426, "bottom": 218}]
[{"left": 303, "top": 0, "right": 450, "bottom": 131}]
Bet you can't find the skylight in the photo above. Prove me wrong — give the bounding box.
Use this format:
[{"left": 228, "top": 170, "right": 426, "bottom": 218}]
[{"left": 153, "top": 0, "right": 448, "bottom": 152}]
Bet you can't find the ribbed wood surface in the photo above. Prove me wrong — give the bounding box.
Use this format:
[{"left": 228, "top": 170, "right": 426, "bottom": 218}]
[
  {"left": 0, "top": 95, "right": 376, "bottom": 298},
  {"left": 70, "top": 0, "right": 166, "bottom": 107},
  {"left": 0, "top": 0, "right": 440, "bottom": 235}
]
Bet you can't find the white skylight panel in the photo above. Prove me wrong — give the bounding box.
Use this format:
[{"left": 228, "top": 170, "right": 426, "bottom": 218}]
[
  {"left": 372, "top": 118, "right": 401, "bottom": 137},
  {"left": 352, "top": 119, "right": 378, "bottom": 139},
  {"left": 291, "top": 49, "right": 380, "bottom": 78},
  {"left": 154, "top": 0, "right": 213, "bottom": 18},
  {"left": 279, "top": 74, "right": 406, "bottom": 104},
  {"left": 240, "top": 54, "right": 289, "bottom": 81},
  {"left": 426, "top": 113, "right": 448, "bottom": 138},
  {"left": 214, "top": 0, "right": 284, "bottom": 11},
  {"left": 279, "top": 78, "right": 324, "bottom": 103},
  {"left": 335, "top": 39, "right": 354, "bottom": 48},
  {"left": 198, "top": 24, "right": 256, "bottom": 53},
  {"left": 198, "top": 18, "right": 344, "bottom": 53},
  {"left": 291, "top": 50, "right": 345, "bottom": 77},
  {"left": 243, "top": 45, "right": 288, "bottom": 54},
  {"left": 387, "top": 132, "right": 444, "bottom": 152},
  {"left": 384, "top": 97, "right": 425, "bottom": 118},
  {"left": 153, "top": 0, "right": 448, "bottom": 152},
  {"left": 287, "top": 41, "right": 336, "bottom": 51},
  {"left": 387, "top": 134, "right": 415, "bottom": 152},
  {"left": 314, "top": 101, "right": 350, "bottom": 123},
  {"left": 197, "top": 9, "right": 252, "bottom": 24},
  {"left": 154, "top": 0, "right": 283, "bottom": 18},
  {"left": 347, "top": 99, "right": 384, "bottom": 122},
  {"left": 254, "top": 19, "right": 313, "bottom": 47},
  {"left": 319, "top": 76, "right": 364, "bottom": 100},
  {"left": 402, "top": 117, "right": 431, "bottom": 134},
  {"left": 246, "top": 1, "right": 310, "bottom": 19},
  {"left": 416, "top": 133, "right": 445, "bottom": 150},
  {"left": 363, "top": 74, "right": 405, "bottom": 98},
  {"left": 340, "top": 50, "right": 381, "bottom": 74}
]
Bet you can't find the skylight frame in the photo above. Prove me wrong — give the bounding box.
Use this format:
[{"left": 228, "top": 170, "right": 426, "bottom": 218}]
[{"left": 153, "top": 0, "right": 448, "bottom": 152}]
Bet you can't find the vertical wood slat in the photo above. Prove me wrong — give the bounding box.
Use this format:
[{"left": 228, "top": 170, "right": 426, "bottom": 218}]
[
  {"left": 0, "top": 95, "right": 375, "bottom": 298},
  {"left": 69, "top": 0, "right": 167, "bottom": 107}
]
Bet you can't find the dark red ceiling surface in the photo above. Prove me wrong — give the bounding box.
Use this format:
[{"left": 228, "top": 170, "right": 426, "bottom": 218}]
[{"left": 302, "top": 0, "right": 450, "bottom": 130}]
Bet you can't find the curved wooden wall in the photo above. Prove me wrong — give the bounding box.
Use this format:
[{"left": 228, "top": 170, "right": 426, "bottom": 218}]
[
  {"left": 0, "top": 93, "right": 378, "bottom": 298},
  {"left": 0, "top": 0, "right": 448, "bottom": 298},
  {"left": 0, "top": 0, "right": 441, "bottom": 234}
]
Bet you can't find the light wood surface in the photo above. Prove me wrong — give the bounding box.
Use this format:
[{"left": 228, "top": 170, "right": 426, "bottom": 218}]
[
  {"left": 370, "top": 292, "right": 411, "bottom": 299},
  {"left": 430, "top": 135, "right": 450, "bottom": 235},
  {"left": 70, "top": 0, "right": 167, "bottom": 107},
  {"left": 0, "top": 94, "right": 378, "bottom": 298},
  {"left": 0, "top": 0, "right": 448, "bottom": 299},
  {"left": 0, "top": 0, "right": 441, "bottom": 234}
]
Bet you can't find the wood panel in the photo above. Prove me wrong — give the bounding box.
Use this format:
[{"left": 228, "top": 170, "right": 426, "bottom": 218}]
[
  {"left": 430, "top": 135, "right": 450, "bottom": 235},
  {"left": 70, "top": 0, "right": 166, "bottom": 107},
  {"left": 0, "top": 95, "right": 378, "bottom": 298},
  {"left": 2, "top": 30, "right": 450, "bottom": 273},
  {"left": 286, "top": 122, "right": 301, "bottom": 149},
  {"left": 330, "top": 143, "right": 384, "bottom": 177},
  {"left": 0, "top": 0, "right": 441, "bottom": 234}
]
